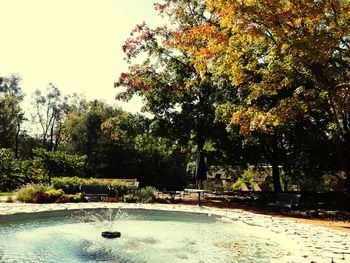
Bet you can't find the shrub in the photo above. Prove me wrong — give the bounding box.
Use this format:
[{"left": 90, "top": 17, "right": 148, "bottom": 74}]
[
  {"left": 231, "top": 166, "right": 259, "bottom": 191},
  {"left": 31, "top": 192, "right": 51, "bottom": 203},
  {"left": 0, "top": 148, "right": 26, "bottom": 191},
  {"left": 32, "top": 148, "right": 86, "bottom": 179},
  {"left": 230, "top": 179, "right": 245, "bottom": 191},
  {"left": 65, "top": 192, "right": 82, "bottom": 202},
  {"left": 203, "top": 180, "right": 224, "bottom": 192},
  {"left": 54, "top": 195, "right": 71, "bottom": 203},
  {"left": 121, "top": 187, "right": 156, "bottom": 203},
  {"left": 21, "top": 159, "right": 46, "bottom": 184},
  {"left": 110, "top": 181, "right": 135, "bottom": 197},
  {"left": 123, "top": 194, "right": 137, "bottom": 203},
  {"left": 5, "top": 196, "right": 15, "bottom": 203},
  {"left": 16, "top": 183, "right": 53, "bottom": 203},
  {"left": 51, "top": 177, "right": 136, "bottom": 196},
  {"left": 45, "top": 189, "right": 64, "bottom": 201},
  {"left": 55, "top": 193, "right": 82, "bottom": 203},
  {"left": 51, "top": 177, "right": 82, "bottom": 194},
  {"left": 223, "top": 181, "right": 234, "bottom": 191},
  {"left": 45, "top": 188, "right": 64, "bottom": 196},
  {"left": 138, "top": 186, "right": 156, "bottom": 203}
]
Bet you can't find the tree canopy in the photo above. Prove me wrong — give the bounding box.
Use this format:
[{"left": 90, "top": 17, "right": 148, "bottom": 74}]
[
  {"left": 1, "top": 0, "right": 349, "bottom": 192},
  {"left": 166, "top": 0, "right": 350, "bottom": 190}
]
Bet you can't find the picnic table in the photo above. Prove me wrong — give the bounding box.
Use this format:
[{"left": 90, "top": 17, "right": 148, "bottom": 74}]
[{"left": 184, "top": 188, "right": 207, "bottom": 206}]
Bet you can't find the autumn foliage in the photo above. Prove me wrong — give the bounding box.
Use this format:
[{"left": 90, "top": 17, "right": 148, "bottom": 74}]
[
  {"left": 175, "top": 0, "right": 350, "bottom": 133},
  {"left": 116, "top": 0, "right": 350, "bottom": 190}
]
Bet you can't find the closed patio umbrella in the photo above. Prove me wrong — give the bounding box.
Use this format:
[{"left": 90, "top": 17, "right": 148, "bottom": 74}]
[{"left": 194, "top": 151, "right": 207, "bottom": 189}]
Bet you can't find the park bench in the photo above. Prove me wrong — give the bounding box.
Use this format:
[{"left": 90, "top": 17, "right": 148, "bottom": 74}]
[
  {"left": 80, "top": 185, "right": 110, "bottom": 200},
  {"left": 268, "top": 193, "right": 301, "bottom": 209}
]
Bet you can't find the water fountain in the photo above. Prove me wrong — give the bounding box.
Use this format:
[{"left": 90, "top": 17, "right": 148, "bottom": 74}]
[
  {"left": 69, "top": 208, "right": 130, "bottom": 239},
  {"left": 101, "top": 231, "right": 121, "bottom": 238},
  {"left": 0, "top": 205, "right": 349, "bottom": 262}
]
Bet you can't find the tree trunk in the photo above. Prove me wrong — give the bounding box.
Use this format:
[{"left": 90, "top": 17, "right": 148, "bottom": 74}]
[
  {"left": 334, "top": 134, "right": 350, "bottom": 191},
  {"left": 282, "top": 176, "right": 289, "bottom": 192},
  {"left": 271, "top": 161, "right": 282, "bottom": 192},
  {"left": 14, "top": 121, "right": 20, "bottom": 158},
  {"left": 49, "top": 127, "right": 54, "bottom": 151},
  {"left": 344, "top": 164, "right": 350, "bottom": 191},
  {"left": 271, "top": 133, "right": 282, "bottom": 192},
  {"left": 195, "top": 121, "right": 206, "bottom": 189},
  {"left": 342, "top": 139, "right": 350, "bottom": 191}
]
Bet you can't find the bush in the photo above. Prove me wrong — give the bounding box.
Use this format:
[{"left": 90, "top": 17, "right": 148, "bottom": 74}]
[
  {"left": 45, "top": 189, "right": 64, "bottom": 200},
  {"left": 123, "top": 194, "right": 137, "bottom": 203},
  {"left": 5, "top": 196, "right": 15, "bottom": 203},
  {"left": 138, "top": 186, "right": 156, "bottom": 203},
  {"left": 21, "top": 158, "right": 46, "bottom": 184},
  {"left": 121, "top": 187, "right": 156, "bottom": 203},
  {"left": 109, "top": 181, "right": 135, "bottom": 197},
  {"left": 31, "top": 192, "right": 51, "bottom": 203},
  {"left": 0, "top": 148, "right": 26, "bottom": 191},
  {"left": 51, "top": 177, "right": 82, "bottom": 194},
  {"left": 16, "top": 183, "right": 53, "bottom": 203},
  {"left": 231, "top": 166, "right": 259, "bottom": 191},
  {"left": 32, "top": 148, "right": 86, "bottom": 179},
  {"left": 84, "top": 179, "right": 135, "bottom": 195},
  {"left": 55, "top": 193, "right": 82, "bottom": 203},
  {"left": 203, "top": 180, "right": 224, "bottom": 192},
  {"left": 230, "top": 179, "right": 245, "bottom": 191},
  {"left": 51, "top": 177, "right": 136, "bottom": 196}
]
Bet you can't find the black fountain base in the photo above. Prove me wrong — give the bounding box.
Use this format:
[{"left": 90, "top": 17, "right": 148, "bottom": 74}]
[{"left": 101, "top": 231, "right": 121, "bottom": 238}]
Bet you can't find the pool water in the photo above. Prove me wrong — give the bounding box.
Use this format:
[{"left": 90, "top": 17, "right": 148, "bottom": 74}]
[{"left": 0, "top": 209, "right": 298, "bottom": 263}]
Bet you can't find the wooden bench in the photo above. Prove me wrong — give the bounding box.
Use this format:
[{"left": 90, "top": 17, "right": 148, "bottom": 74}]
[
  {"left": 80, "top": 185, "right": 110, "bottom": 200},
  {"left": 268, "top": 193, "right": 301, "bottom": 209}
]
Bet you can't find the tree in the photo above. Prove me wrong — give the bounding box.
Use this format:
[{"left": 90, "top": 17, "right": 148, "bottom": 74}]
[
  {"left": 32, "top": 148, "right": 86, "bottom": 181},
  {"left": 115, "top": 0, "right": 234, "bottom": 169},
  {"left": 32, "top": 83, "right": 67, "bottom": 151},
  {"left": 173, "top": 0, "right": 350, "bottom": 190},
  {"left": 0, "top": 148, "right": 24, "bottom": 191},
  {"left": 0, "top": 74, "right": 25, "bottom": 157},
  {"left": 102, "top": 112, "right": 188, "bottom": 187},
  {"left": 60, "top": 99, "right": 124, "bottom": 177}
]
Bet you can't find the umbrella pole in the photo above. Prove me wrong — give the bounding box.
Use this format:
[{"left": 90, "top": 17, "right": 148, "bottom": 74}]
[
  {"left": 197, "top": 179, "right": 202, "bottom": 206},
  {"left": 197, "top": 191, "right": 201, "bottom": 206}
]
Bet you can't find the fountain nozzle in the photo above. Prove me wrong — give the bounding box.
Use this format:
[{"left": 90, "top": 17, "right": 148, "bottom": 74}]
[{"left": 101, "top": 231, "right": 121, "bottom": 238}]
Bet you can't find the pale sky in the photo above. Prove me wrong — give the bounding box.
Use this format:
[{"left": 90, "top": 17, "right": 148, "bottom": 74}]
[{"left": 0, "top": 0, "right": 160, "bottom": 113}]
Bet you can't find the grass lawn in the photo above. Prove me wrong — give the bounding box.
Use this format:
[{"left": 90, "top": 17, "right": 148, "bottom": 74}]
[{"left": 0, "top": 192, "right": 15, "bottom": 196}]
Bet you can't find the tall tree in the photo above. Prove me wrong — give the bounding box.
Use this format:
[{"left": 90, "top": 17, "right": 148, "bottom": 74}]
[
  {"left": 60, "top": 99, "right": 124, "bottom": 177},
  {"left": 115, "top": 0, "right": 232, "bottom": 162},
  {"left": 101, "top": 112, "right": 188, "bottom": 187},
  {"left": 0, "top": 74, "right": 25, "bottom": 157},
  {"left": 174, "top": 0, "right": 350, "bottom": 190},
  {"left": 32, "top": 83, "right": 67, "bottom": 151}
]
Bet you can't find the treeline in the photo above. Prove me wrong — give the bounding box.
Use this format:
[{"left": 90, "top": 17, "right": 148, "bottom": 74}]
[
  {"left": 0, "top": 75, "right": 187, "bottom": 191},
  {"left": 2, "top": 0, "right": 350, "bottom": 192}
]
